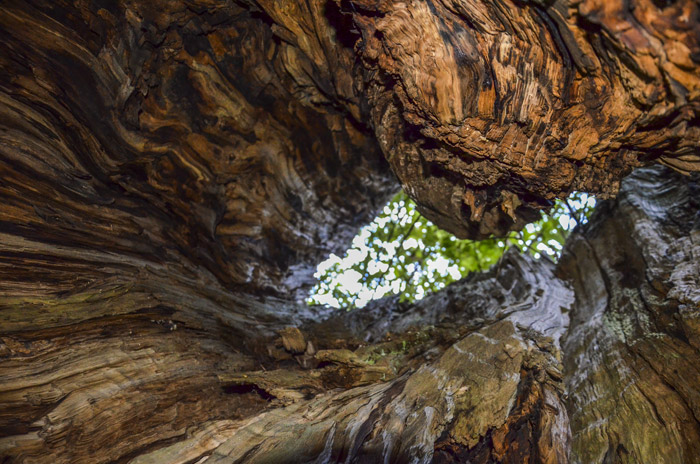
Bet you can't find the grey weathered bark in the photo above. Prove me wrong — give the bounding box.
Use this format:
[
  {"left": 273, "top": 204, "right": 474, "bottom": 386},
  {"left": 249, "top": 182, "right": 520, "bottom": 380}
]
[
  {"left": 1, "top": 241, "right": 576, "bottom": 463},
  {"left": 559, "top": 166, "right": 700, "bottom": 463},
  {"left": 1, "top": 0, "right": 700, "bottom": 462}
]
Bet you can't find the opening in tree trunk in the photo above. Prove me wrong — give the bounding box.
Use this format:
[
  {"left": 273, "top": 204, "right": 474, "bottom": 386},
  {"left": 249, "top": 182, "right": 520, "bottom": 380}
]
[{"left": 1, "top": 1, "right": 699, "bottom": 463}]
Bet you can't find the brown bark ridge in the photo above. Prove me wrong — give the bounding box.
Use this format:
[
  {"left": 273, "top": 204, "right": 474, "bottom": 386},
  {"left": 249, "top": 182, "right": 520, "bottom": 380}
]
[
  {"left": 333, "top": 0, "right": 700, "bottom": 237},
  {"left": 558, "top": 166, "right": 700, "bottom": 463}
]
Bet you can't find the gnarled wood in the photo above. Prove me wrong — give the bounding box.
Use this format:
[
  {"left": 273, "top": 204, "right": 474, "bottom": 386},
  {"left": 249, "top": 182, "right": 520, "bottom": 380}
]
[
  {"left": 1, "top": 0, "right": 700, "bottom": 462},
  {"left": 559, "top": 166, "right": 700, "bottom": 463},
  {"left": 332, "top": 0, "right": 700, "bottom": 237},
  {"left": 1, "top": 247, "right": 574, "bottom": 463},
  {"left": 0, "top": 0, "right": 396, "bottom": 301},
  {"left": 2, "top": 0, "right": 699, "bottom": 245}
]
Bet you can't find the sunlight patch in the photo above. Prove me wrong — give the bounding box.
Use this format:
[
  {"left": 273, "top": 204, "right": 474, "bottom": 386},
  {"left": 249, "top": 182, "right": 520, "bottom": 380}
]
[{"left": 308, "top": 191, "right": 596, "bottom": 309}]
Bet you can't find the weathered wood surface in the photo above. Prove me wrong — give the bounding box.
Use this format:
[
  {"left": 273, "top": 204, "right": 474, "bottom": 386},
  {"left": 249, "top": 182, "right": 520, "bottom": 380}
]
[
  {"left": 2, "top": 167, "right": 697, "bottom": 463},
  {"left": 2, "top": 0, "right": 699, "bottom": 243},
  {"left": 244, "top": 0, "right": 700, "bottom": 237},
  {"left": 1, "top": 248, "right": 574, "bottom": 463},
  {"left": 337, "top": 0, "right": 700, "bottom": 237},
  {"left": 559, "top": 166, "right": 700, "bottom": 463},
  {"left": 207, "top": 251, "right": 574, "bottom": 462},
  {"left": 0, "top": 0, "right": 396, "bottom": 301},
  {"left": 1, "top": 0, "right": 700, "bottom": 462}
]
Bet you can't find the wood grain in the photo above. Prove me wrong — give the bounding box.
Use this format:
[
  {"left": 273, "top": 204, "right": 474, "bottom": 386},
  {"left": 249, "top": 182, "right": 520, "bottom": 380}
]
[
  {"left": 559, "top": 166, "right": 700, "bottom": 463},
  {"left": 1, "top": 0, "right": 699, "bottom": 462},
  {"left": 334, "top": 0, "right": 700, "bottom": 236}
]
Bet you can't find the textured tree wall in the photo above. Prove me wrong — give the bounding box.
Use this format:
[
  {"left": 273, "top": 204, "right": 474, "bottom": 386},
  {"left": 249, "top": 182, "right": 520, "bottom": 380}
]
[
  {"left": 0, "top": 0, "right": 397, "bottom": 301},
  {"left": 1, "top": 0, "right": 700, "bottom": 463},
  {"left": 559, "top": 167, "right": 700, "bottom": 462},
  {"left": 4, "top": 0, "right": 699, "bottom": 242}
]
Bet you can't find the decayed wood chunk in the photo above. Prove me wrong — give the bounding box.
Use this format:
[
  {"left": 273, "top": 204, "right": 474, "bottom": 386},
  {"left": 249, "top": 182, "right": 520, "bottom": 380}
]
[{"left": 278, "top": 326, "right": 307, "bottom": 354}]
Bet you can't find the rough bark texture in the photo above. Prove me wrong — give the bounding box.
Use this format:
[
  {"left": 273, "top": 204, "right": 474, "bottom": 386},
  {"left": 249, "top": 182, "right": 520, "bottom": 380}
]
[
  {"left": 1, "top": 246, "right": 575, "bottom": 463},
  {"left": 1, "top": 0, "right": 700, "bottom": 462},
  {"left": 1, "top": 164, "right": 697, "bottom": 463},
  {"left": 0, "top": 0, "right": 396, "bottom": 300},
  {"left": 335, "top": 0, "right": 700, "bottom": 237},
  {"left": 2, "top": 0, "right": 699, "bottom": 241},
  {"left": 559, "top": 166, "right": 700, "bottom": 463}
]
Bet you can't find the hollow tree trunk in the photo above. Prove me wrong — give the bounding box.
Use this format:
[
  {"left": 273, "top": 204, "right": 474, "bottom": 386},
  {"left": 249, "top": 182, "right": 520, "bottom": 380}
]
[
  {"left": 2, "top": 0, "right": 698, "bottom": 242},
  {"left": 1, "top": 163, "right": 698, "bottom": 463},
  {"left": 1, "top": 0, "right": 700, "bottom": 462}
]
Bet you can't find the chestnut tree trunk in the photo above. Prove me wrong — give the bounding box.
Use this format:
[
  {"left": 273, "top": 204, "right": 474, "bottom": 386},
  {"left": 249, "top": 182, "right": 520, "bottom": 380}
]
[{"left": 1, "top": 0, "right": 699, "bottom": 463}]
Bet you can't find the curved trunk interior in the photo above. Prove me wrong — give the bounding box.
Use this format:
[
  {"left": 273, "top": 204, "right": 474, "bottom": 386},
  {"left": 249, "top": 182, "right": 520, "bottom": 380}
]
[{"left": 1, "top": 1, "right": 699, "bottom": 463}]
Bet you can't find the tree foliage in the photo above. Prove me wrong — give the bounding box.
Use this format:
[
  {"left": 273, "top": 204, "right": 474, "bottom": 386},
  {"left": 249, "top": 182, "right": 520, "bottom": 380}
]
[{"left": 309, "top": 191, "right": 596, "bottom": 309}]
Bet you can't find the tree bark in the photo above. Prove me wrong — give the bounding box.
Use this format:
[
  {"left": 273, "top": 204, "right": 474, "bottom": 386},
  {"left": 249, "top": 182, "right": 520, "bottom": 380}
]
[
  {"left": 2, "top": 165, "right": 698, "bottom": 462},
  {"left": 331, "top": 0, "right": 700, "bottom": 237},
  {"left": 1, "top": 243, "right": 576, "bottom": 463},
  {"left": 558, "top": 166, "right": 700, "bottom": 463},
  {"left": 1, "top": 0, "right": 700, "bottom": 462},
  {"left": 2, "top": 0, "right": 698, "bottom": 242}
]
